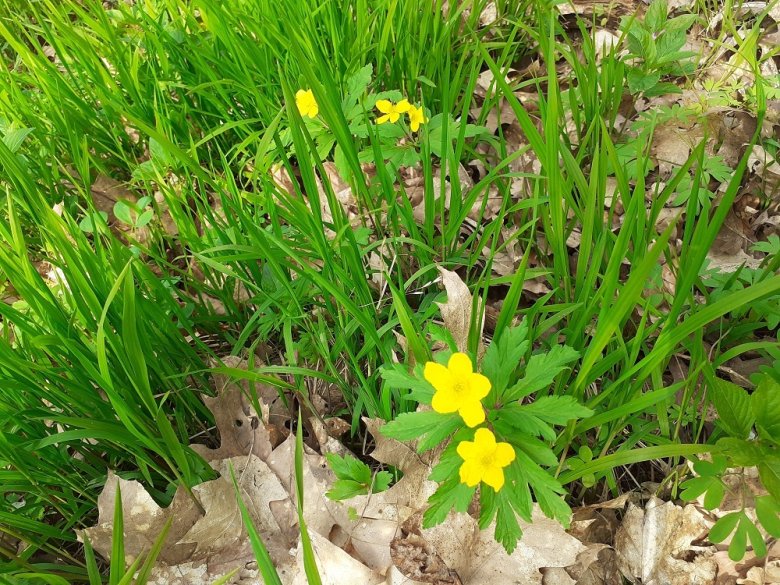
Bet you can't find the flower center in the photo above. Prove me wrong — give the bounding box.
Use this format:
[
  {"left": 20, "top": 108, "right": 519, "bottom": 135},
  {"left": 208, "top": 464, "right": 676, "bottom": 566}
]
[
  {"left": 452, "top": 382, "right": 466, "bottom": 395},
  {"left": 480, "top": 453, "right": 495, "bottom": 468}
]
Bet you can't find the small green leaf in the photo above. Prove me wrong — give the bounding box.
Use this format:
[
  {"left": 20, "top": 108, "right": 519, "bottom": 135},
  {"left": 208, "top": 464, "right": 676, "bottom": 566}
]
[
  {"left": 515, "top": 396, "right": 593, "bottom": 426},
  {"left": 709, "top": 511, "right": 740, "bottom": 543},
  {"left": 758, "top": 457, "right": 780, "bottom": 500},
  {"left": 381, "top": 410, "right": 459, "bottom": 451},
  {"left": 504, "top": 346, "right": 580, "bottom": 401},
  {"left": 729, "top": 517, "right": 747, "bottom": 561},
  {"left": 755, "top": 496, "right": 780, "bottom": 537},
  {"left": 494, "top": 497, "right": 522, "bottom": 554},
  {"left": 680, "top": 476, "right": 712, "bottom": 502},
  {"left": 644, "top": 0, "right": 667, "bottom": 32},
  {"left": 627, "top": 69, "right": 661, "bottom": 94},
  {"left": 373, "top": 471, "right": 393, "bottom": 492},
  {"left": 482, "top": 322, "right": 529, "bottom": 397},
  {"left": 744, "top": 515, "right": 767, "bottom": 558},
  {"left": 326, "top": 479, "right": 368, "bottom": 501},
  {"left": 422, "top": 479, "right": 475, "bottom": 528},
  {"left": 717, "top": 438, "right": 764, "bottom": 467},
  {"left": 710, "top": 378, "right": 753, "bottom": 439},
  {"left": 703, "top": 481, "right": 725, "bottom": 511},
  {"left": 752, "top": 375, "right": 780, "bottom": 441}
]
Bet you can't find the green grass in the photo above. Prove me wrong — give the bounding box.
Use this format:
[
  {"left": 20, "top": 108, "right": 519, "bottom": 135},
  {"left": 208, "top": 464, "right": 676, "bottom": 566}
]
[{"left": 0, "top": 0, "right": 778, "bottom": 581}]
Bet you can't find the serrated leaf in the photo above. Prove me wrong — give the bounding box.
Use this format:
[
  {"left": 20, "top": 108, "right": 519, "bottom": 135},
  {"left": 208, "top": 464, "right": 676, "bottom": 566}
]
[
  {"left": 758, "top": 457, "right": 780, "bottom": 500},
  {"left": 380, "top": 410, "right": 447, "bottom": 441},
  {"left": 504, "top": 346, "right": 580, "bottom": 401},
  {"left": 755, "top": 496, "right": 780, "bottom": 537},
  {"left": 709, "top": 511, "right": 740, "bottom": 543},
  {"left": 422, "top": 479, "right": 475, "bottom": 527},
  {"left": 717, "top": 437, "right": 764, "bottom": 467},
  {"left": 494, "top": 498, "right": 522, "bottom": 554},
  {"left": 494, "top": 406, "right": 556, "bottom": 442},
  {"left": 416, "top": 414, "right": 462, "bottom": 452},
  {"left": 515, "top": 395, "right": 593, "bottom": 426},
  {"left": 346, "top": 64, "right": 372, "bottom": 101},
  {"left": 710, "top": 378, "right": 753, "bottom": 439},
  {"left": 379, "top": 363, "right": 434, "bottom": 403},
  {"left": 482, "top": 322, "right": 529, "bottom": 397},
  {"left": 429, "top": 443, "right": 462, "bottom": 483},
  {"left": 373, "top": 470, "right": 392, "bottom": 492},
  {"left": 326, "top": 453, "right": 371, "bottom": 484},
  {"left": 627, "top": 69, "right": 661, "bottom": 94},
  {"left": 326, "top": 479, "right": 370, "bottom": 501},
  {"left": 513, "top": 435, "right": 558, "bottom": 467},
  {"left": 752, "top": 375, "right": 780, "bottom": 441},
  {"left": 504, "top": 461, "right": 533, "bottom": 522},
  {"left": 644, "top": 0, "right": 667, "bottom": 32},
  {"left": 479, "top": 486, "right": 498, "bottom": 529}
]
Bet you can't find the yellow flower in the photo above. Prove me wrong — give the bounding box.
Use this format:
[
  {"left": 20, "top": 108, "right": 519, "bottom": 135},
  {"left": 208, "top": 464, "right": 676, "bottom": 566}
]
[
  {"left": 295, "top": 89, "right": 318, "bottom": 118},
  {"left": 424, "top": 352, "right": 490, "bottom": 427},
  {"left": 457, "top": 428, "right": 516, "bottom": 491},
  {"left": 376, "top": 98, "right": 411, "bottom": 124},
  {"left": 407, "top": 104, "right": 427, "bottom": 132}
]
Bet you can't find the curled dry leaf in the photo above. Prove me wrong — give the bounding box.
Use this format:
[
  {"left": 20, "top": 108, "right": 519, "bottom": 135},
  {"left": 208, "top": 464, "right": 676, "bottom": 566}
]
[
  {"left": 436, "top": 268, "right": 481, "bottom": 353},
  {"left": 614, "top": 497, "right": 717, "bottom": 585}
]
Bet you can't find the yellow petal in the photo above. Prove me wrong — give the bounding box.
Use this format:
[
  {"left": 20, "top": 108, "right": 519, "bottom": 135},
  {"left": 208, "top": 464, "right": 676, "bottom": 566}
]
[
  {"left": 410, "top": 119, "right": 420, "bottom": 132},
  {"left": 456, "top": 439, "right": 477, "bottom": 460},
  {"left": 432, "top": 388, "right": 459, "bottom": 414},
  {"left": 448, "top": 352, "right": 473, "bottom": 378},
  {"left": 376, "top": 99, "right": 392, "bottom": 113},
  {"left": 307, "top": 104, "right": 319, "bottom": 118},
  {"left": 466, "top": 372, "right": 491, "bottom": 401},
  {"left": 388, "top": 111, "right": 400, "bottom": 123},
  {"left": 482, "top": 466, "right": 505, "bottom": 491},
  {"left": 473, "top": 427, "right": 497, "bottom": 449},
  {"left": 459, "top": 461, "right": 482, "bottom": 487},
  {"left": 377, "top": 114, "right": 390, "bottom": 124},
  {"left": 459, "top": 400, "right": 485, "bottom": 427},
  {"left": 494, "top": 442, "right": 516, "bottom": 467},
  {"left": 424, "top": 361, "right": 454, "bottom": 392},
  {"left": 396, "top": 99, "right": 411, "bottom": 113}
]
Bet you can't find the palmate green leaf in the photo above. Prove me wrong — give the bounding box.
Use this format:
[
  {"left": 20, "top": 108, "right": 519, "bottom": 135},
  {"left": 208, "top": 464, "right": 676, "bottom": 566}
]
[
  {"left": 752, "top": 375, "right": 780, "bottom": 442},
  {"left": 326, "top": 453, "right": 371, "bottom": 484},
  {"left": 514, "top": 395, "right": 593, "bottom": 426},
  {"left": 494, "top": 496, "right": 522, "bottom": 554},
  {"left": 379, "top": 363, "right": 434, "bottom": 403},
  {"left": 513, "top": 435, "right": 558, "bottom": 467},
  {"left": 710, "top": 378, "right": 753, "bottom": 439},
  {"left": 503, "top": 346, "right": 580, "bottom": 401},
  {"left": 326, "top": 479, "right": 371, "bottom": 501},
  {"left": 422, "top": 478, "right": 475, "bottom": 528},
  {"left": 380, "top": 410, "right": 460, "bottom": 451},
  {"left": 482, "top": 322, "right": 529, "bottom": 398},
  {"left": 495, "top": 405, "right": 556, "bottom": 442}
]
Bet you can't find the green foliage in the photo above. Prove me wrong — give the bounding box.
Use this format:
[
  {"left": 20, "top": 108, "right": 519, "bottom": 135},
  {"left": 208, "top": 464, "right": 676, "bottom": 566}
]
[
  {"left": 680, "top": 374, "right": 780, "bottom": 560},
  {"left": 325, "top": 453, "right": 392, "bottom": 500},
  {"left": 620, "top": 0, "right": 699, "bottom": 96},
  {"left": 381, "top": 324, "right": 592, "bottom": 553}
]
